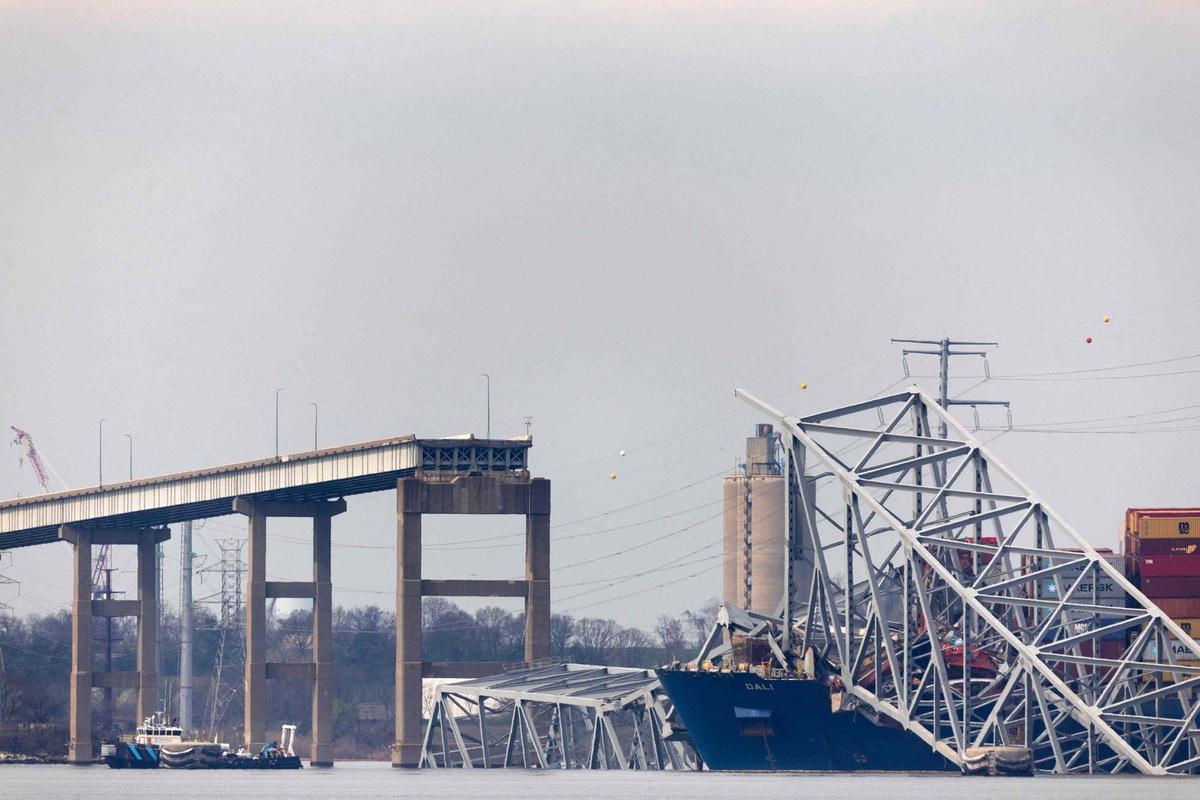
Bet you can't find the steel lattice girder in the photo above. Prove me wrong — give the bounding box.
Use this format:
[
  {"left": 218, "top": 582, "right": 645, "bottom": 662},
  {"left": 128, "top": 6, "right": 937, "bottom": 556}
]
[
  {"left": 735, "top": 386, "right": 1200, "bottom": 775},
  {"left": 419, "top": 663, "right": 698, "bottom": 770}
]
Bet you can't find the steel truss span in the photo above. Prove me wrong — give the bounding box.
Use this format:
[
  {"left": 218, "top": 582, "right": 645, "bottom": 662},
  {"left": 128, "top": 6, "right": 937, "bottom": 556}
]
[
  {"left": 420, "top": 664, "right": 698, "bottom": 770},
  {"left": 736, "top": 386, "right": 1200, "bottom": 776}
]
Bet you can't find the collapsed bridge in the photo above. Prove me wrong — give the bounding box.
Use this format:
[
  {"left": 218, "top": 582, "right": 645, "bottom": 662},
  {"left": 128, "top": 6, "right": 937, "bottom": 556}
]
[{"left": 731, "top": 386, "right": 1200, "bottom": 775}]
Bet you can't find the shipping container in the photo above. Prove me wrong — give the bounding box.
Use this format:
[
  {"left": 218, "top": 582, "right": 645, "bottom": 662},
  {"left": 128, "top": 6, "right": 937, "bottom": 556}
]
[
  {"left": 1141, "top": 517, "right": 1200, "bottom": 540},
  {"left": 1131, "top": 538, "right": 1200, "bottom": 557},
  {"left": 1126, "top": 508, "right": 1200, "bottom": 540},
  {"left": 1140, "top": 556, "right": 1200, "bottom": 578},
  {"left": 1152, "top": 598, "right": 1200, "bottom": 618},
  {"left": 1172, "top": 618, "right": 1200, "bottom": 638},
  {"left": 1079, "top": 639, "right": 1127, "bottom": 659},
  {"left": 1141, "top": 661, "right": 1200, "bottom": 684},
  {"left": 1139, "top": 575, "right": 1200, "bottom": 597},
  {"left": 1026, "top": 551, "right": 1127, "bottom": 608},
  {"left": 1144, "top": 635, "right": 1200, "bottom": 661}
]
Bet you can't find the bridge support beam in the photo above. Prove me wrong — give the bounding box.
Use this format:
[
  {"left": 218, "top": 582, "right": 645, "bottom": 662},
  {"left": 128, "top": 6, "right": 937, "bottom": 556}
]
[
  {"left": 67, "top": 528, "right": 92, "bottom": 763},
  {"left": 60, "top": 525, "right": 170, "bottom": 763},
  {"left": 232, "top": 497, "right": 345, "bottom": 765},
  {"left": 391, "top": 473, "right": 551, "bottom": 767}
]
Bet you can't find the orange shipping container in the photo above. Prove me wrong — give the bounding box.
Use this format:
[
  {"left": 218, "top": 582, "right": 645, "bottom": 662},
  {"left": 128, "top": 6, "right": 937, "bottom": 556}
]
[
  {"left": 1154, "top": 598, "right": 1200, "bottom": 618},
  {"left": 1141, "top": 516, "right": 1200, "bottom": 540},
  {"left": 1126, "top": 508, "right": 1200, "bottom": 540}
]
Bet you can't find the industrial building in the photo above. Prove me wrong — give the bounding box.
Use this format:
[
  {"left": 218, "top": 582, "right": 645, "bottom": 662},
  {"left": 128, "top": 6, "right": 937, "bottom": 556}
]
[{"left": 722, "top": 424, "right": 814, "bottom": 618}]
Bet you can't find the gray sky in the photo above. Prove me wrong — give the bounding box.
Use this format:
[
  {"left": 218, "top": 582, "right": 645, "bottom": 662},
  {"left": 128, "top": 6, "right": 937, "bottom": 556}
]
[{"left": 1, "top": 1, "right": 1199, "bottom": 628}]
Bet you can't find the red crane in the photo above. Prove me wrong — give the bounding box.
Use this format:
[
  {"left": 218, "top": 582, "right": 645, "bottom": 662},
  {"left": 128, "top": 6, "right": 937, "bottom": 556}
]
[{"left": 10, "top": 426, "right": 112, "bottom": 593}]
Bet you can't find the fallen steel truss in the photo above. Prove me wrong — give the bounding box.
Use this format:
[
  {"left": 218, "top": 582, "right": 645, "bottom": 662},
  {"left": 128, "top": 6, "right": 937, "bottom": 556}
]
[
  {"left": 420, "top": 663, "right": 698, "bottom": 770},
  {"left": 736, "top": 386, "right": 1200, "bottom": 775}
]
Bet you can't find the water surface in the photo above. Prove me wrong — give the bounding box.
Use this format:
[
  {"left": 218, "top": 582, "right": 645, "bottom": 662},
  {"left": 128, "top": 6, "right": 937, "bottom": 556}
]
[{"left": 1, "top": 762, "right": 1196, "bottom": 800}]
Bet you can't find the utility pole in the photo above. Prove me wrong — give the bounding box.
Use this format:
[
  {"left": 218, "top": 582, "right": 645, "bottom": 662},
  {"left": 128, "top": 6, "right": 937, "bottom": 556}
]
[
  {"left": 179, "top": 521, "right": 193, "bottom": 733},
  {"left": 98, "top": 418, "right": 106, "bottom": 487},
  {"left": 891, "top": 338, "right": 1009, "bottom": 437},
  {"left": 275, "top": 388, "right": 284, "bottom": 458},
  {"left": 308, "top": 402, "right": 319, "bottom": 450},
  {"left": 481, "top": 373, "right": 491, "bottom": 439}
]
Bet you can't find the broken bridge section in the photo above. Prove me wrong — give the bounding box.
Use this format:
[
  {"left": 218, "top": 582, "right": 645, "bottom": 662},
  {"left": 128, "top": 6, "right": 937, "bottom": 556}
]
[
  {"left": 420, "top": 663, "right": 698, "bottom": 770},
  {"left": 736, "top": 386, "right": 1200, "bottom": 775}
]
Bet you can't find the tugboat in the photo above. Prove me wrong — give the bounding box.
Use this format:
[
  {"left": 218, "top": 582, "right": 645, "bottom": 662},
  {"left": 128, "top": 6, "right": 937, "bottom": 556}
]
[{"left": 101, "top": 713, "right": 193, "bottom": 769}]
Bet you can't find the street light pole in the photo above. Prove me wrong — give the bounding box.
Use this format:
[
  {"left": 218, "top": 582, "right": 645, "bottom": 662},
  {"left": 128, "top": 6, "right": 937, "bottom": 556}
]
[
  {"left": 124, "top": 434, "right": 133, "bottom": 480},
  {"left": 98, "top": 418, "right": 106, "bottom": 487},
  {"left": 309, "top": 402, "right": 319, "bottom": 450},
  {"left": 275, "top": 388, "right": 284, "bottom": 458},
  {"left": 481, "top": 373, "right": 491, "bottom": 440}
]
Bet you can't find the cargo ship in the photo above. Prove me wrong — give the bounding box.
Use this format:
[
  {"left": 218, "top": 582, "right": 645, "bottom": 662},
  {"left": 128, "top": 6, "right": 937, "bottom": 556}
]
[{"left": 657, "top": 667, "right": 954, "bottom": 772}]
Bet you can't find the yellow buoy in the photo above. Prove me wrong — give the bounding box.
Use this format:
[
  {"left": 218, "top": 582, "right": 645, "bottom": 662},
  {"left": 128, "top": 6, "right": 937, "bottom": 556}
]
[
  {"left": 1103, "top": 315, "right": 1110, "bottom": 323},
  {"left": 609, "top": 472, "right": 617, "bottom": 480},
  {"left": 801, "top": 383, "right": 808, "bottom": 390}
]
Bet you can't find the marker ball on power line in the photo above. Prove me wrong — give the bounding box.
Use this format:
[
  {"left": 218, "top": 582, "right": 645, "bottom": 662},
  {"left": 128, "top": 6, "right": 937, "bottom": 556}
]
[
  {"left": 1086, "top": 336, "right": 1093, "bottom": 343},
  {"left": 1103, "top": 315, "right": 1110, "bottom": 323},
  {"left": 609, "top": 472, "right": 617, "bottom": 480}
]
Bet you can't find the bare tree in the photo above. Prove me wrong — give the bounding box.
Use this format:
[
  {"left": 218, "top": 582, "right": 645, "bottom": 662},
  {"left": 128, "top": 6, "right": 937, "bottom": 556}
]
[
  {"left": 549, "top": 613, "right": 575, "bottom": 660},
  {"left": 571, "top": 617, "right": 619, "bottom": 664},
  {"left": 654, "top": 614, "right": 689, "bottom": 659},
  {"left": 682, "top": 596, "right": 721, "bottom": 649}
]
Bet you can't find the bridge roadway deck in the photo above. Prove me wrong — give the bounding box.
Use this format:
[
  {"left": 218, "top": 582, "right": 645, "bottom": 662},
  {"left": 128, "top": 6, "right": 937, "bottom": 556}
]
[{"left": 0, "top": 435, "right": 531, "bottom": 548}]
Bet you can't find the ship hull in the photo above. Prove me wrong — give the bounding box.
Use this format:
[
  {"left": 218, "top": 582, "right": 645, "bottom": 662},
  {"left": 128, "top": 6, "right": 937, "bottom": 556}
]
[{"left": 657, "top": 669, "right": 954, "bottom": 772}]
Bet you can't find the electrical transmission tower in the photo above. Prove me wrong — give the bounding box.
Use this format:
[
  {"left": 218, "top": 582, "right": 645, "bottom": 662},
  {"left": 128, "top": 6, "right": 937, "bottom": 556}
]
[
  {"left": 0, "top": 551, "right": 15, "bottom": 724},
  {"left": 197, "top": 538, "right": 246, "bottom": 739},
  {"left": 0, "top": 550, "right": 16, "bottom": 617},
  {"left": 893, "top": 337, "right": 1011, "bottom": 436}
]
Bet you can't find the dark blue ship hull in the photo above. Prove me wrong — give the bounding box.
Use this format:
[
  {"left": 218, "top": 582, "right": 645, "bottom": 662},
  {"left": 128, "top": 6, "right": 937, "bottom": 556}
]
[{"left": 657, "top": 669, "right": 954, "bottom": 772}]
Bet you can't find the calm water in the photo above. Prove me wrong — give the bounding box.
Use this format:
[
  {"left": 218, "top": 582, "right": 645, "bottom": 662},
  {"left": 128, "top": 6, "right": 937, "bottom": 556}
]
[{"left": 1, "top": 762, "right": 1197, "bottom": 800}]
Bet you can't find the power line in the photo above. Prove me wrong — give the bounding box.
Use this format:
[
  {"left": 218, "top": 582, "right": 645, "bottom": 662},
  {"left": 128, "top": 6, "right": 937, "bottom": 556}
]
[
  {"left": 1010, "top": 402, "right": 1200, "bottom": 429},
  {"left": 553, "top": 508, "right": 724, "bottom": 572},
  {"left": 557, "top": 564, "right": 721, "bottom": 614},
  {"left": 996, "top": 351, "right": 1200, "bottom": 378},
  {"left": 993, "top": 368, "right": 1200, "bottom": 383},
  {"left": 427, "top": 497, "right": 725, "bottom": 552}
]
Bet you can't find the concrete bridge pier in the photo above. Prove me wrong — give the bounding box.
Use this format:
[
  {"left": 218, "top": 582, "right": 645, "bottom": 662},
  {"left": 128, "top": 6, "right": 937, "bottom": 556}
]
[
  {"left": 392, "top": 472, "right": 550, "bottom": 767},
  {"left": 60, "top": 524, "right": 171, "bottom": 763},
  {"left": 232, "top": 497, "right": 345, "bottom": 766}
]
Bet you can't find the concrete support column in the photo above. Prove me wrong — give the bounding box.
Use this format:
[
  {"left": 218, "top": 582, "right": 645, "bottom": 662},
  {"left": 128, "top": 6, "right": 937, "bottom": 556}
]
[
  {"left": 68, "top": 529, "right": 93, "bottom": 763},
  {"left": 311, "top": 512, "right": 334, "bottom": 767},
  {"left": 136, "top": 537, "right": 158, "bottom": 722},
  {"left": 524, "top": 478, "right": 551, "bottom": 664},
  {"left": 393, "top": 478, "right": 423, "bottom": 767},
  {"left": 244, "top": 509, "right": 267, "bottom": 748}
]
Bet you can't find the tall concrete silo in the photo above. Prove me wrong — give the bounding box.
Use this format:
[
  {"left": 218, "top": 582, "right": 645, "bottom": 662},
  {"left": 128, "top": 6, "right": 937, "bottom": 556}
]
[{"left": 722, "top": 425, "right": 815, "bottom": 617}]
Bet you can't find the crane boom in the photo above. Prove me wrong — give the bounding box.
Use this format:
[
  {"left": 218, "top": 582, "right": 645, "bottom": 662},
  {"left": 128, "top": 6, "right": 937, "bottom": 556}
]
[{"left": 10, "top": 426, "right": 51, "bottom": 492}]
